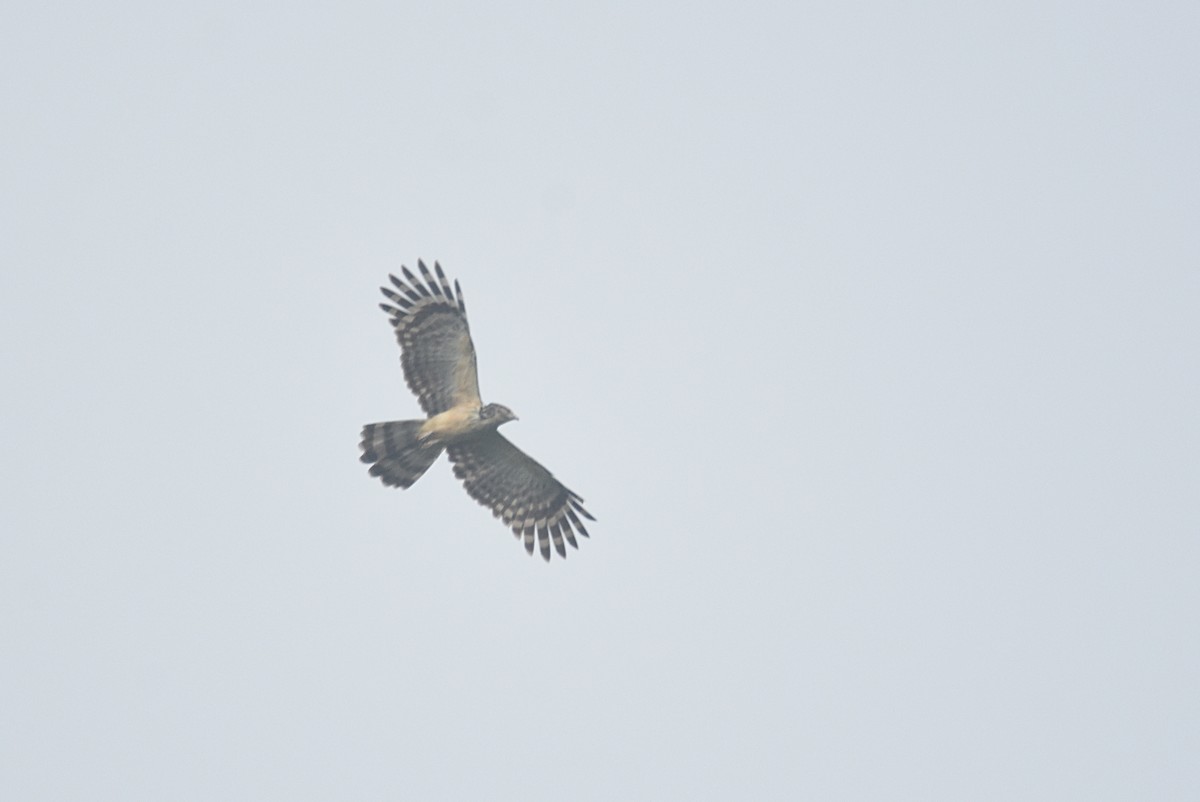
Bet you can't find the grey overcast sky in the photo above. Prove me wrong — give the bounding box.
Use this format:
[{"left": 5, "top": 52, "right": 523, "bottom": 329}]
[{"left": 2, "top": 1, "right": 1197, "bottom": 800}]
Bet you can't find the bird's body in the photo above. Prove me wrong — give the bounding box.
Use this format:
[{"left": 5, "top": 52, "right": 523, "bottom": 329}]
[
  {"left": 360, "top": 260, "right": 594, "bottom": 560},
  {"left": 419, "top": 404, "right": 507, "bottom": 445}
]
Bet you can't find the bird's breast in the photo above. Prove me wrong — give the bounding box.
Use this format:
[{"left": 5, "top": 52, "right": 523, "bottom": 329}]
[{"left": 420, "top": 406, "right": 483, "bottom": 443}]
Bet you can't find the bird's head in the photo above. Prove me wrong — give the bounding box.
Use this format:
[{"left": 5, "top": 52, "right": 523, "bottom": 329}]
[{"left": 479, "top": 402, "right": 518, "bottom": 427}]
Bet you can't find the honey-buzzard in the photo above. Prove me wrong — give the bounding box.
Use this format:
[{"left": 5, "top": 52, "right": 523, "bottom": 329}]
[{"left": 360, "top": 261, "right": 594, "bottom": 560}]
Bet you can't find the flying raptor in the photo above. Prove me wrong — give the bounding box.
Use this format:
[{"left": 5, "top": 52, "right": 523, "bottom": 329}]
[{"left": 359, "top": 260, "right": 595, "bottom": 560}]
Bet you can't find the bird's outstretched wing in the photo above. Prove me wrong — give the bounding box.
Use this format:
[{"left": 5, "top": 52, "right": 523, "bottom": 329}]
[
  {"left": 379, "top": 260, "right": 481, "bottom": 415},
  {"left": 447, "top": 432, "right": 596, "bottom": 561}
]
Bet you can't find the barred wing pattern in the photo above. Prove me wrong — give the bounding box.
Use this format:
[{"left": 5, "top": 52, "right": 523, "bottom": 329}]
[
  {"left": 379, "top": 260, "right": 481, "bottom": 415},
  {"left": 447, "top": 432, "right": 596, "bottom": 560}
]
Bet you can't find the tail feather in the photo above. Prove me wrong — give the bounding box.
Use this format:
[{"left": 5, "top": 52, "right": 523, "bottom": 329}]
[{"left": 360, "top": 420, "right": 443, "bottom": 488}]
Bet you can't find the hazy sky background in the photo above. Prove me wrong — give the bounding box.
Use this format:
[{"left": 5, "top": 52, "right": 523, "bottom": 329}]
[{"left": 3, "top": 1, "right": 1198, "bottom": 799}]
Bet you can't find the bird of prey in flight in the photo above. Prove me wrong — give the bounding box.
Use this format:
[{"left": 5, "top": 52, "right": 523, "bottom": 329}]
[{"left": 360, "top": 260, "right": 595, "bottom": 560}]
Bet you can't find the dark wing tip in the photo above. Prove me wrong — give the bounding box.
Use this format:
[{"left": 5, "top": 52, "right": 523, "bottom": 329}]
[
  {"left": 380, "top": 287, "right": 412, "bottom": 307},
  {"left": 547, "top": 521, "right": 566, "bottom": 557},
  {"left": 432, "top": 262, "right": 455, "bottom": 301},
  {"left": 454, "top": 280, "right": 467, "bottom": 315},
  {"left": 401, "top": 265, "right": 431, "bottom": 297},
  {"left": 518, "top": 524, "right": 535, "bottom": 556},
  {"left": 569, "top": 495, "right": 596, "bottom": 521},
  {"left": 557, "top": 518, "right": 579, "bottom": 550},
  {"left": 565, "top": 507, "right": 590, "bottom": 538},
  {"left": 417, "top": 260, "right": 441, "bottom": 297}
]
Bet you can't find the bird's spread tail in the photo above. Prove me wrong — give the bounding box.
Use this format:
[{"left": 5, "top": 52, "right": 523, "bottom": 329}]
[{"left": 360, "top": 421, "right": 443, "bottom": 488}]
